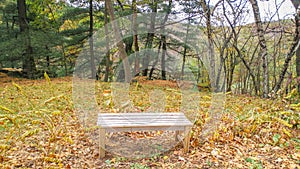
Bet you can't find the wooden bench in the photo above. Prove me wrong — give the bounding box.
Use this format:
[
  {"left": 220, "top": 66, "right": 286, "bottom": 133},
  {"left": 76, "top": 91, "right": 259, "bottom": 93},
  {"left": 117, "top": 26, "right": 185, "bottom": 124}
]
[{"left": 97, "top": 112, "right": 193, "bottom": 158}]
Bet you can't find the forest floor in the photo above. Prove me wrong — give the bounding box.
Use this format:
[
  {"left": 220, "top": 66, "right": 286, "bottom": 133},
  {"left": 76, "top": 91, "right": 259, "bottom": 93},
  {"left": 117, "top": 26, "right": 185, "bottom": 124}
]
[{"left": 0, "top": 72, "right": 299, "bottom": 168}]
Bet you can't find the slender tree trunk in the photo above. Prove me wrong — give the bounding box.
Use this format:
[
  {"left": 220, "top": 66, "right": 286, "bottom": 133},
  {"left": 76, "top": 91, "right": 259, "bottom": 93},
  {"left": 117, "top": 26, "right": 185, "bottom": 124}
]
[
  {"left": 197, "top": 57, "right": 201, "bottom": 83},
  {"left": 292, "top": 1, "right": 300, "bottom": 93},
  {"left": 200, "top": 0, "right": 216, "bottom": 92},
  {"left": 17, "top": 0, "right": 27, "bottom": 34},
  {"left": 61, "top": 44, "right": 68, "bottom": 76},
  {"left": 17, "top": 0, "right": 36, "bottom": 79},
  {"left": 250, "top": 0, "right": 269, "bottom": 98},
  {"left": 104, "top": 1, "right": 111, "bottom": 82},
  {"left": 256, "top": 57, "right": 261, "bottom": 94},
  {"left": 124, "top": 37, "right": 133, "bottom": 54},
  {"left": 89, "top": 0, "right": 96, "bottom": 79},
  {"left": 161, "top": 35, "right": 167, "bottom": 80},
  {"left": 149, "top": 41, "right": 162, "bottom": 79},
  {"left": 106, "top": 0, "right": 131, "bottom": 82},
  {"left": 46, "top": 45, "right": 50, "bottom": 67},
  {"left": 226, "top": 52, "right": 235, "bottom": 92},
  {"left": 272, "top": 32, "right": 284, "bottom": 88},
  {"left": 5, "top": 15, "right": 10, "bottom": 33},
  {"left": 233, "top": 44, "right": 258, "bottom": 94},
  {"left": 132, "top": 0, "right": 140, "bottom": 76},
  {"left": 142, "top": 1, "right": 157, "bottom": 76},
  {"left": 273, "top": 5, "right": 300, "bottom": 93},
  {"left": 160, "top": 0, "right": 172, "bottom": 80},
  {"left": 296, "top": 45, "right": 300, "bottom": 93},
  {"left": 181, "top": 19, "right": 190, "bottom": 79}
]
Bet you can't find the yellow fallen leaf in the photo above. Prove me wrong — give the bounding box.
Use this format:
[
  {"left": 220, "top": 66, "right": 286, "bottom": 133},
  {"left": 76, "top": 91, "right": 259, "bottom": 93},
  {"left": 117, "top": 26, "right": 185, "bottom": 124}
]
[
  {"left": 255, "top": 107, "right": 262, "bottom": 113},
  {"left": 226, "top": 91, "right": 232, "bottom": 95},
  {"left": 282, "top": 128, "right": 292, "bottom": 137},
  {"left": 280, "top": 111, "right": 293, "bottom": 115},
  {"left": 290, "top": 103, "right": 300, "bottom": 110},
  {"left": 44, "top": 72, "right": 51, "bottom": 83},
  {"left": 12, "top": 82, "right": 22, "bottom": 91},
  {"left": 0, "top": 105, "right": 14, "bottom": 113},
  {"left": 274, "top": 117, "right": 293, "bottom": 128},
  {"left": 202, "top": 95, "right": 211, "bottom": 100}
]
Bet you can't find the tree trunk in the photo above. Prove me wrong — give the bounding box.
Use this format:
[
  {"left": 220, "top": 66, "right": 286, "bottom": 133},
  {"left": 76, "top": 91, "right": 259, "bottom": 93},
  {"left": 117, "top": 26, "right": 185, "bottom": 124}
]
[
  {"left": 142, "top": 1, "right": 157, "bottom": 76},
  {"left": 124, "top": 37, "right": 133, "bottom": 54},
  {"left": 45, "top": 45, "right": 50, "bottom": 68},
  {"left": 200, "top": 0, "right": 216, "bottom": 92},
  {"left": 296, "top": 44, "right": 300, "bottom": 93},
  {"left": 89, "top": 0, "right": 96, "bottom": 79},
  {"left": 273, "top": 3, "right": 300, "bottom": 94},
  {"left": 106, "top": 0, "right": 131, "bottom": 82},
  {"left": 181, "top": 18, "right": 190, "bottom": 79},
  {"left": 233, "top": 44, "right": 258, "bottom": 94},
  {"left": 17, "top": 0, "right": 36, "bottom": 79},
  {"left": 61, "top": 44, "right": 68, "bottom": 76},
  {"left": 197, "top": 57, "right": 201, "bottom": 83},
  {"left": 292, "top": 0, "right": 300, "bottom": 93},
  {"left": 226, "top": 51, "right": 236, "bottom": 92},
  {"left": 160, "top": 0, "right": 172, "bottom": 80},
  {"left": 249, "top": 0, "right": 269, "bottom": 98},
  {"left": 104, "top": 1, "right": 111, "bottom": 82},
  {"left": 161, "top": 35, "right": 167, "bottom": 80},
  {"left": 132, "top": 0, "right": 140, "bottom": 76},
  {"left": 149, "top": 41, "right": 162, "bottom": 79}
]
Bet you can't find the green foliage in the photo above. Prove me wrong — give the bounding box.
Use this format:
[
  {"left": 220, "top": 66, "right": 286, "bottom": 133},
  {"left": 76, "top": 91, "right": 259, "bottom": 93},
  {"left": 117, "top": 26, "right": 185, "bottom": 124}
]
[
  {"left": 130, "top": 163, "right": 149, "bottom": 169},
  {"left": 272, "top": 134, "right": 281, "bottom": 145},
  {"left": 0, "top": 0, "right": 108, "bottom": 77},
  {"left": 245, "top": 157, "right": 263, "bottom": 169}
]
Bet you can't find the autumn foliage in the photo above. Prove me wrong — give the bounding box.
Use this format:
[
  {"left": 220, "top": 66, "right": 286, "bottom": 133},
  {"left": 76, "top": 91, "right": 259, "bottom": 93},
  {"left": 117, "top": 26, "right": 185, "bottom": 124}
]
[{"left": 0, "top": 74, "right": 299, "bottom": 168}]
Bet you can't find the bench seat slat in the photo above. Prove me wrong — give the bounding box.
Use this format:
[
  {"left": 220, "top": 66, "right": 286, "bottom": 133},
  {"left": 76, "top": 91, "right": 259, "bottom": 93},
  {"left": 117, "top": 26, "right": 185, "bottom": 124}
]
[
  {"left": 100, "top": 122, "right": 192, "bottom": 127},
  {"left": 103, "top": 126, "right": 189, "bottom": 132},
  {"left": 98, "top": 118, "right": 191, "bottom": 121},
  {"left": 99, "top": 116, "right": 187, "bottom": 119},
  {"left": 98, "top": 120, "right": 191, "bottom": 124},
  {"left": 99, "top": 112, "right": 185, "bottom": 116}
]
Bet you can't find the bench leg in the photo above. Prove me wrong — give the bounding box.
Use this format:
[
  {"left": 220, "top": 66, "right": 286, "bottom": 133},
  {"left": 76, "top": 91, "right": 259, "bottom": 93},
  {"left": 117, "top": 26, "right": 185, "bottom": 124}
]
[
  {"left": 183, "top": 127, "right": 191, "bottom": 153},
  {"left": 99, "top": 128, "right": 106, "bottom": 158},
  {"left": 175, "top": 130, "right": 182, "bottom": 141}
]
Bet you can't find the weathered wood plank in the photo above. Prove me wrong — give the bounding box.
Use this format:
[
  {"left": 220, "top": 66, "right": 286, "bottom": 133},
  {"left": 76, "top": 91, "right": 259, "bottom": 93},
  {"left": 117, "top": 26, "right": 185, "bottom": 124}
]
[
  {"left": 99, "top": 117, "right": 188, "bottom": 121},
  {"left": 98, "top": 119, "right": 191, "bottom": 124},
  {"left": 104, "top": 126, "right": 187, "bottom": 132},
  {"left": 99, "top": 123, "right": 192, "bottom": 128},
  {"left": 99, "top": 112, "right": 185, "bottom": 116},
  {"left": 183, "top": 126, "right": 191, "bottom": 153},
  {"left": 99, "top": 128, "right": 106, "bottom": 158}
]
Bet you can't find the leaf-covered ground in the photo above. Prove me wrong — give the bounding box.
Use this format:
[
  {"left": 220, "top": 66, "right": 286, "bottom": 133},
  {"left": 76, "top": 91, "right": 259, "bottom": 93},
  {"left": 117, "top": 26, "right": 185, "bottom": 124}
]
[{"left": 0, "top": 73, "right": 299, "bottom": 168}]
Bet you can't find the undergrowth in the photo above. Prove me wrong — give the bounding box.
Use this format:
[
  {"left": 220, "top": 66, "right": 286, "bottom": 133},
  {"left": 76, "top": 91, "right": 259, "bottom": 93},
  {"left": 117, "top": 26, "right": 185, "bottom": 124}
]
[{"left": 0, "top": 74, "right": 299, "bottom": 168}]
